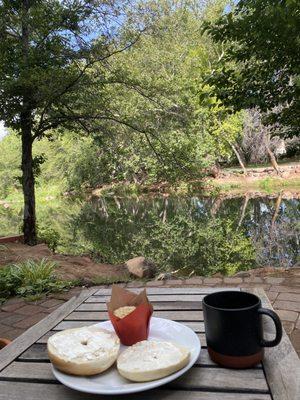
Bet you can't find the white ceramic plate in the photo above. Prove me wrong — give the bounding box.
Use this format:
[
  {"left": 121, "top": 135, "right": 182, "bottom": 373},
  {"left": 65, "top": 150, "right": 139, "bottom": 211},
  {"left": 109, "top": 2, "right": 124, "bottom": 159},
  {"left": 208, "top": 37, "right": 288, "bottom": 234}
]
[{"left": 52, "top": 317, "right": 201, "bottom": 395}]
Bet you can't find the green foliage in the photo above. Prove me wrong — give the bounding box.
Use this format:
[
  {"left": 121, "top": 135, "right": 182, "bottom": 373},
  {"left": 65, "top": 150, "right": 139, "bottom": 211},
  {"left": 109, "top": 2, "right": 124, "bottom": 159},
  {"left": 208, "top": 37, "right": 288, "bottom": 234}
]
[
  {"left": 126, "top": 215, "right": 255, "bottom": 276},
  {"left": 70, "top": 196, "right": 256, "bottom": 276},
  {"left": 63, "top": 137, "right": 116, "bottom": 191},
  {"left": 0, "top": 0, "right": 131, "bottom": 137},
  {"left": 38, "top": 225, "right": 61, "bottom": 252},
  {"left": 0, "top": 0, "right": 146, "bottom": 243},
  {"left": 0, "top": 130, "right": 94, "bottom": 194},
  {"left": 0, "top": 266, "right": 18, "bottom": 300},
  {"left": 259, "top": 177, "right": 273, "bottom": 194},
  {"left": 0, "top": 204, "right": 23, "bottom": 237},
  {"left": 0, "top": 131, "right": 22, "bottom": 198},
  {"left": 0, "top": 1, "right": 245, "bottom": 197},
  {"left": 204, "top": 0, "right": 300, "bottom": 133},
  {"left": 0, "top": 258, "right": 73, "bottom": 300},
  {"left": 32, "top": 154, "right": 47, "bottom": 178},
  {"left": 78, "top": 0, "right": 244, "bottom": 186}
]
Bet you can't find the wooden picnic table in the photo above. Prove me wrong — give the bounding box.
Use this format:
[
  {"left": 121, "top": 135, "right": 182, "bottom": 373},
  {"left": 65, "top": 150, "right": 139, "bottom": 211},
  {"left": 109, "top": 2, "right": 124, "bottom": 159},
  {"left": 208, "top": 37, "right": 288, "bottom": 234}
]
[{"left": 0, "top": 286, "right": 299, "bottom": 400}]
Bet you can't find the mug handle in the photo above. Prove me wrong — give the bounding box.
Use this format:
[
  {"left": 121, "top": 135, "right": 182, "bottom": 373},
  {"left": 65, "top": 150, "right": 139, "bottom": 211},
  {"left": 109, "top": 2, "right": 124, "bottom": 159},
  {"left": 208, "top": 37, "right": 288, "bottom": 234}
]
[{"left": 258, "top": 308, "right": 282, "bottom": 347}]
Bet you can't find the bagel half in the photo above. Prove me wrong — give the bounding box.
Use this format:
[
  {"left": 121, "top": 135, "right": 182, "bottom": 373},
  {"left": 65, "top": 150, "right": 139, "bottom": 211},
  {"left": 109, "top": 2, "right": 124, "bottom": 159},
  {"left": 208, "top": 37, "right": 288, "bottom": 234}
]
[
  {"left": 48, "top": 326, "right": 120, "bottom": 376},
  {"left": 117, "top": 340, "right": 190, "bottom": 382}
]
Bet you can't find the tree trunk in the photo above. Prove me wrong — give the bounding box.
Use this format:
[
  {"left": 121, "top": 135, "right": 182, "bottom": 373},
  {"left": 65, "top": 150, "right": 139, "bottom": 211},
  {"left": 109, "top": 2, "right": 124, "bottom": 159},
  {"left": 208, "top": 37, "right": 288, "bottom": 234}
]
[
  {"left": 265, "top": 134, "right": 280, "bottom": 175},
  {"left": 271, "top": 191, "right": 283, "bottom": 231},
  {"left": 238, "top": 193, "right": 249, "bottom": 227},
  {"left": 231, "top": 143, "right": 247, "bottom": 175},
  {"left": 21, "top": 117, "right": 37, "bottom": 245},
  {"left": 21, "top": 0, "right": 37, "bottom": 245},
  {"left": 266, "top": 146, "right": 280, "bottom": 175},
  {"left": 211, "top": 196, "right": 223, "bottom": 217},
  {"left": 162, "top": 198, "right": 168, "bottom": 223}
]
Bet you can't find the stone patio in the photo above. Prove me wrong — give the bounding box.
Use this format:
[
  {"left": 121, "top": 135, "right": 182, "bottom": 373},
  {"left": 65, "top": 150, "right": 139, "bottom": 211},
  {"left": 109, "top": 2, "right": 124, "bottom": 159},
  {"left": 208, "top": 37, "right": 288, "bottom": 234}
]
[{"left": 1, "top": 275, "right": 300, "bottom": 357}]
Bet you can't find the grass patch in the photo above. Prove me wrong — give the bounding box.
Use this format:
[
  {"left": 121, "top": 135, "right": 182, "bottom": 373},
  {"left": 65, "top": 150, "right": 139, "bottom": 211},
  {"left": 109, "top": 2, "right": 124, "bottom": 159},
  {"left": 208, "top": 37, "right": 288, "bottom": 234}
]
[
  {"left": 0, "top": 258, "right": 74, "bottom": 302},
  {"left": 2, "top": 183, "right": 62, "bottom": 204},
  {"left": 211, "top": 176, "right": 300, "bottom": 195},
  {"left": 214, "top": 182, "right": 241, "bottom": 191},
  {"left": 258, "top": 177, "right": 300, "bottom": 192},
  {"left": 258, "top": 177, "right": 273, "bottom": 193},
  {"left": 91, "top": 275, "right": 133, "bottom": 286},
  {"left": 99, "top": 182, "right": 141, "bottom": 197}
]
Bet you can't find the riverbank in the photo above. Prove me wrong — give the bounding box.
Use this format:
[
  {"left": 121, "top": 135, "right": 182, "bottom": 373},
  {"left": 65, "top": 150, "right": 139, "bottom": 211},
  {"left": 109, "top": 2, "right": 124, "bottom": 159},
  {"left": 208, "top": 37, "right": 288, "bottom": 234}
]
[
  {"left": 211, "top": 164, "right": 300, "bottom": 193},
  {"left": 91, "top": 162, "right": 300, "bottom": 197},
  {"left": 0, "top": 243, "right": 128, "bottom": 284},
  {"left": 0, "top": 242, "right": 299, "bottom": 285},
  {"left": 1, "top": 162, "right": 299, "bottom": 205}
]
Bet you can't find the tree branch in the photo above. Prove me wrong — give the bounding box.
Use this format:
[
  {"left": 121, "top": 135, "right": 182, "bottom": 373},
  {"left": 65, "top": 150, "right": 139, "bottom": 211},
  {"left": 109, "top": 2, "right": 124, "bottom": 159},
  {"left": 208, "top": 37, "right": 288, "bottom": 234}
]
[{"left": 35, "top": 34, "right": 144, "bottom": 138}]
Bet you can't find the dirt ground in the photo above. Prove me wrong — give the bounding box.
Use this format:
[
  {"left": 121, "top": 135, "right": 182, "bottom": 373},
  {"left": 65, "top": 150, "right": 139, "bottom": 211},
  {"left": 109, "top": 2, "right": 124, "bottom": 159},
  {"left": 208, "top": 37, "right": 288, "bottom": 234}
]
[
  {"left": 214, "top": 162, "right": 300, "bottom": 183},
  {"left": 0, "top": 243, "right": 127, "bottom": 283}
]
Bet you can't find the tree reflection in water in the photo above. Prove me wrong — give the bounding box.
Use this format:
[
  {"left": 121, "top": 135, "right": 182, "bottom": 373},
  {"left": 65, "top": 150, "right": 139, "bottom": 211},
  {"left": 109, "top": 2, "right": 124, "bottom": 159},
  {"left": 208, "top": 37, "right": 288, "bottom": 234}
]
[
  {"left": 1, "top": 192, "right": 298, "bottom": 276},
  {"left": 69, "top": 192, "right": 299, "bottom": 276}
]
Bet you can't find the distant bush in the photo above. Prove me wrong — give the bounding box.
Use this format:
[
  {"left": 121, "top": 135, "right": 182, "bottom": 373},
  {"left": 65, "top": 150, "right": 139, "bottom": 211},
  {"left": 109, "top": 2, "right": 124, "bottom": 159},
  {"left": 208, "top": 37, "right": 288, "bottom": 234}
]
[
  {"left": 0, "top": 131, "right": 22, "bottom": 198},
  {"left": 38, "top": 225, "right": 61, "bottom": 251}
]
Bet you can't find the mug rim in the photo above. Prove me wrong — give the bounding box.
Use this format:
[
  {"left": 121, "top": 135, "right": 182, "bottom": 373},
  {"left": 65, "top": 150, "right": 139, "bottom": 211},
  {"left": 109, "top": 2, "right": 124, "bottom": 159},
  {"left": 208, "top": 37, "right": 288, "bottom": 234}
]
[{"left": 203, "top": 290, "right": 261, "bottom": 312}]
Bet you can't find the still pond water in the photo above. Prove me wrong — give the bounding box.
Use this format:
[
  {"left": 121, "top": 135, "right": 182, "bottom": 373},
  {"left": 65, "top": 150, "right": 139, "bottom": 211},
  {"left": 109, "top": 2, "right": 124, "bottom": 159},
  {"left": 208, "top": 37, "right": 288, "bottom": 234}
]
[{"left": 1, "top": 193, "right": 299, "bottom": 276}]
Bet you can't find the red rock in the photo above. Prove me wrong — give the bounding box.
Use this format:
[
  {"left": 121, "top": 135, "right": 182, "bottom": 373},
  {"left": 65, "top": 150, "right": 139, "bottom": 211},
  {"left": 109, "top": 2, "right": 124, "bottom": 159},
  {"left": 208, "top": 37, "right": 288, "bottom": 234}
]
[{"left": 125, "top": 257, "right": 157, "bottom": 279}]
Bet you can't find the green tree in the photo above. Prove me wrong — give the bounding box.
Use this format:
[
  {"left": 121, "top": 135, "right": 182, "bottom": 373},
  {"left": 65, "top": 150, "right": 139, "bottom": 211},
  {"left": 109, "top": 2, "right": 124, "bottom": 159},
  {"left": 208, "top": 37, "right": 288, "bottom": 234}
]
[
  {"left": 203, "top": 0, "right": 300, "bottom": 133},
  {"left": 85, "top": 0, "right": 243, "bottom": 184},
  {"left": 0, "top": 0, "right": 137, "bottom": 244}
]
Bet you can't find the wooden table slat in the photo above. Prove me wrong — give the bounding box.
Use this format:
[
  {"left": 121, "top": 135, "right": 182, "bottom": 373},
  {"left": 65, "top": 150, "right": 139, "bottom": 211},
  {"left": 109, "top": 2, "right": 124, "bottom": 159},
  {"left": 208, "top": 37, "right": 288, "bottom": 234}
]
[
  {"left": 85, "top": 294, "right": 206, "bottom": 303},
  {"left": 78, "top": 301, "right": 203, "bottom": 310},
  {"left": 65, "top": 310, "right": 203, "bottom": 321},
  {"left": 0, "top": 362, "right": 268, "bottom": 393},
  {"left": 171, "top": 367, "right": 269, "bottom": 392},
  {"left": 0, "top": 382, "right": 272, "bottom": 400},
  {"left": 94, "top": 287, "right": 240, "bottom": 296},
  {"left": 254, "top": 288, "right": 300, "bottom": 400},
  {"left": 36, "top": 331, "right": 56, "bottom": 344}
]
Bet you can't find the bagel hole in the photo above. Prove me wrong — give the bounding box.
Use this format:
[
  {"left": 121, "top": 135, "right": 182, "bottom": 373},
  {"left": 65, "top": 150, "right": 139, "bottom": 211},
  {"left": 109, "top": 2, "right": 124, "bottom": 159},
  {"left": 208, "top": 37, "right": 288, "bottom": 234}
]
[{"left": 81, "top": 340, "right": 88, "bottom": 346}]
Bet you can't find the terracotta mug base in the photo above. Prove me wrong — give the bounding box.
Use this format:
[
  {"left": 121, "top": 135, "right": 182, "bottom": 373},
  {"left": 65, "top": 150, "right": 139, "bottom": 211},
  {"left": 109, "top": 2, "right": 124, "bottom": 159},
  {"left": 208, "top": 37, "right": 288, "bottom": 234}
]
[
  {"left": 208, "top": 347, "right": 264, "bottom": 369},
  {"left": 0, "top": 338, "right": 12, "bottom": 350}
]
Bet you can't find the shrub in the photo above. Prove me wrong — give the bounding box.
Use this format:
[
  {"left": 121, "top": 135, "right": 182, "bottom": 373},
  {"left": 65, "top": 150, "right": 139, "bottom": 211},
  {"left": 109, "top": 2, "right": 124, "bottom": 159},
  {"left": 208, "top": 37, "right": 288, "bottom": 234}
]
[
  {"left": 0, "top": 258, "right": 73, "bottom": 301},
  {"left": 38, "top": 225, "right": 60, "bottom": 251}
]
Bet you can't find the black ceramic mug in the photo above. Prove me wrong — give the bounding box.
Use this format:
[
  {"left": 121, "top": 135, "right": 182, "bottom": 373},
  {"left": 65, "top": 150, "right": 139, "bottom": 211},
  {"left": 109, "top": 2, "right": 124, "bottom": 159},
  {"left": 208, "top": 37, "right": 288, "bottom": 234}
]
[{"left": 203, "top": 291, "right": 282, "bottom": 368}]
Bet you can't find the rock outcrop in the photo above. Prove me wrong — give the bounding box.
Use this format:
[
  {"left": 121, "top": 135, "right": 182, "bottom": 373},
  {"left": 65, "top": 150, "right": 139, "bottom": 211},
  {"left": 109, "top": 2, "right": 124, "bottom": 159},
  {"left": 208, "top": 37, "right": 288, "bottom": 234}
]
[{"left": 125, "top": 256, "right": 157, "bottom": 279}]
